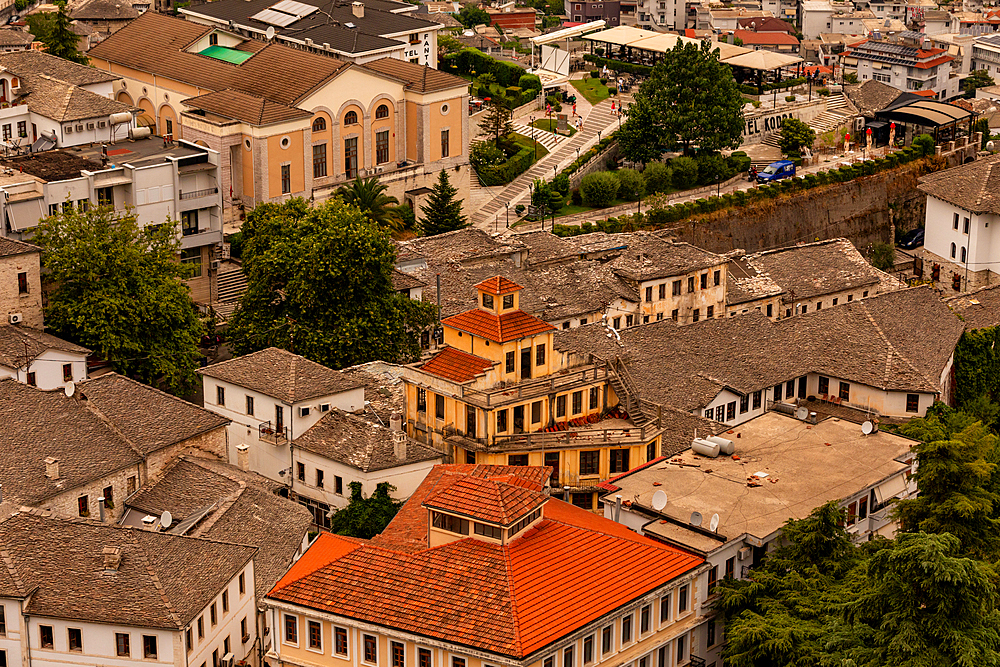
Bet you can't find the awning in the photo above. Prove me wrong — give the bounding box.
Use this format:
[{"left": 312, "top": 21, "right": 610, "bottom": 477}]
[
  {"left": 866, "top": 120, "right": 889, "bottom": 129},
  {"left": 721, "top": 49, "right": 802, "bottom": 70},
  {"left": 875, "top": 98, "right": 974, "bottom": 127},
  {"left": 7, "top": 199, "right": 45, "bottom": 232},
  {"left": 530, "top": 20, "right": 605, "bottom": 44},
  {"left": 873, "top": 474, "right": 908, "bottom": 504},
  {"left": 582, "top": 25, "right": 653, "bottom": 46}
]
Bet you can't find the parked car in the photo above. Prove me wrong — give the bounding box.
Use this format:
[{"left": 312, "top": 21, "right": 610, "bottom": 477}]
[
  {"left": 756, "top": 160, "right": 796, "bottom": 183},
  {"left": 896, "top": 227, "right": 925, "bottom": 250}
]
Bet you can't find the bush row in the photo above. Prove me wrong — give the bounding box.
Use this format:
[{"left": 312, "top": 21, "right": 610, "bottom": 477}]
[
  {"left": 443, "top": 48, "right": 525, "bottom": 87},
  {"left": 582, "top": 53, "right": 652, "bottom": 76},
  {"left": 475, "top": 144, "right": 535, "bottom": 186}
]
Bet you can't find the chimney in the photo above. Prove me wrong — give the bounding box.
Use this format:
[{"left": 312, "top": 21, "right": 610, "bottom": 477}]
[
  {"left": 141, "top": 515, "right": 157, "bottom": 530},
  {"left": 44, "top": 457, "right": 59, "bottom": 480},
  {"left": 98, "top": 497, "right": 106, "bottom": 522},
  {"left": 236, "top": 443, "right": 250, "bottom": 471},
  {"left": 392, "top": 430, "right": 407, "bottom": 461},
  {"left": 351, "top": 1, "right": 364, "bottom": 18},
  {"left": 390, "top": 412, "right": 403, "bottom": 432},
  {"left": 102, "top": 546, "right": 122, "bottom": 572},
  {"left": 614, "top": 494, "right": 622, "bottom": 522}
]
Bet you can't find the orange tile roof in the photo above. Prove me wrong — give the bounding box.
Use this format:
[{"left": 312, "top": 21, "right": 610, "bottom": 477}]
[
  {"left": 442, "top": 309, "right": 555, "bottom": 343},
  {"left": 420, "top": 347, "right": 496, "bottom": 383},
  {"left": 424, "top": 475, "right": 546, "bottom": 524},
  {"left": 267, "top": 465, "right": 702, "bottom": 658},
  {"left": 476, "top": 276, "right": 523, "bottom": 296}
]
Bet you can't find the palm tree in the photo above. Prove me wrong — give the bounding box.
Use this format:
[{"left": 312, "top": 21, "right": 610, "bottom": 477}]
[{"left": 336, "top": 176, "right": 401, "bottom": 230}]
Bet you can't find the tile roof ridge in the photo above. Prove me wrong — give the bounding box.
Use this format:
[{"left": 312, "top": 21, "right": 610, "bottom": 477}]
[
  {"left": 189, "top": 483, "right": 247, "bottom": 538},
  {"left": 0, "top": 546, "right": 27, "bottom": 597},
  {"left": 499, "top": 542, "right": 524, "bottom": 658},
  {"left": 858, "top": 299, "right": 936, "bottom": 390},
  {"left": 77, "top": 389, "right": 145, "bottom": 459},
  {"left": 128, "top": 529, "right": 185, "bottom": 629}
]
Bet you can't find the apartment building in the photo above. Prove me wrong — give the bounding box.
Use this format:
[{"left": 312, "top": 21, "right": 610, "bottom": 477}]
[
  {"left": 844, "top": 33, "right": 959, "bottom": 99},
  {"left": 972, "top": 33, "right": 1000, "bottom": 79},
  {"left": 87, "top": 12, "right": 471, "bottom": 221},
  {"left": 0, "top": 512, "right": 257, "bottom": 667},
  {"left": 565, "top": 0, "right": 622, "bottom": 27},
  {"left": 265, "top": 463, "right": 714, "bottom": 667},
  {"left": 0, "top": 238, "right": 41, "bottom": 329}
]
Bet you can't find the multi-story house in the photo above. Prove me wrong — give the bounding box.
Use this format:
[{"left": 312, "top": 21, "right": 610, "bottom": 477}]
[
  {"left": 0, "top": 325, "right": 89, "bottom": 389},
  {"left": 1, "top": 138, "right": 224, "bottom": 305},
  {"left": 844, "top": 34, "right": 959, "bottom": 99},
  {"left": 0, "top": 238, "right": 41, "bottom": 329},
  {"left": 972, "top": 33, "right": 1000, "bottom": 80},
  {"left": 198, "top": 347, "right": 364, "bottom": 484},
  {"left": 0, "top": 512, "right": 257, "bottom": 667},
  {"left": 400, "top": 276, "right": 717, "bottom": 510},
  {"left": 565, "top": 0, "right": 622, "bottom": 27},
  {"left": 87, "top": 12, "right": 471, "bottom": 222},
  {"left": 265, "top": 463, "right": 714, "bottom": 667}
]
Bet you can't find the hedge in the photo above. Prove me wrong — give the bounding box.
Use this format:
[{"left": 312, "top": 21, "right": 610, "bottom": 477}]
[
  {"left": 582, "top": 53, "right": 652, "bottom": 76},
  {"left": 444, "top": 48, "right": 526, "bottom": 87},
  {"left": 475, "top": 145, "right": 535, "bottom": 186}
]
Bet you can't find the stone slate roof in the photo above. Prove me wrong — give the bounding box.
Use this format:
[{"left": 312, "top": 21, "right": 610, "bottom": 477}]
[
  {"left": 339, "top": 361, "right": 405, "bottom": 425},
  {"left": 918, "top": 153, "right": 1000, "bottom": 216},
  {"left": 126, "top": 457, "right": 311, "bottom": 602},
  {"left": 0, "top": 379, "right": 144, "bottom": 506},
  {"left": 0, "top": 28, "right": 34, "bottom": 46},
  {"left": 514, "top": 231, "right": 582, "bottom": 266},
  {"left": 0, "top": 50, "right": 118, "bottom": 86},
  {"left": 392, "top": 268, "right": 425, "bottom": 292},
  {"left": 294, "top": 408, "right": 442, "bottom": 472},
  {"left": 846, "top": 79, "right": 904, "bottom": 116},
  {"left": 609, "top": 232, "right": 724, "bottom": 283},
  {"left": 199, "top": 347, "right": 362, "bottom": 403},
  {"left": 79, "top": 373, "right": 229, "bottom": 456},
  {"left": 0, "top": 512, "right": 255, "bottom": 628},
  {"left": 946, "top": 284, "right": 1000, "bottom": 331},
  {"left": 395, "top": 228, "right": 527, "bottom": 265},
  {"left": 554, "top": 286, "right": 963, "bottom": 411},
  {"left": 725, "top": 255, "right": 784, "bottom": 306},
  {"left": 743, "top": 238, "right": 895, "bottom": 304},
  {"left": 0, "top": 325, "right": 89, "bottom": 370},
  {"left": 69, "top": 0, "right": 139, "bottom": 21}
]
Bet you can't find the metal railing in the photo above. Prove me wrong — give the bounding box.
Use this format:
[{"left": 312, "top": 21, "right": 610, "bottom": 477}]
[
  {"left": 180, "top": 187, "right": 219, "bottom": 200},
  {"left": 259, "top": 421, "right": 289, "bottom": 445},
  {"left": 492, "top": 425, "right": 654, "bottom": 449},
  {"left": 458, "top": 364, "right": 610, "bottom": 407}
]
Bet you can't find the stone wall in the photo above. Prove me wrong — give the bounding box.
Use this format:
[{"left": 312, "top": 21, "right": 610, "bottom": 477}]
[{"left": 569, "top": 142, "right": 623, "bottom": 189}]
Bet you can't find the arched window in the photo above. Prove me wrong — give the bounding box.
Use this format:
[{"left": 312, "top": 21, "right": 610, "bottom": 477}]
[
  {"left": 961, "top": 246, "right": 967, "bottom": 263},
  {"left": 312, "top": 117, "right": 326, "bottom": 132},
  {"left": 375, "top": 104, "right": 389, "bottom": 119},
  {"left": 951, "top": 243, "right": 957, "bottom": 258},
  {"left": 344, "top": 110, "right": 358, "bottom": 125}
]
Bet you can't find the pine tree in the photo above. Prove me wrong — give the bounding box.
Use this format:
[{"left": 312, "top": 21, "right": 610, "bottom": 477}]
[
  {"left": 478, "top": 99, "right": 513, "bottom": 148},
  {"left": 419, "top": 170, "right": 468, "bottom": 236},
  {"left": 26, "top": 1, "right": 88, "bottom": 65}
]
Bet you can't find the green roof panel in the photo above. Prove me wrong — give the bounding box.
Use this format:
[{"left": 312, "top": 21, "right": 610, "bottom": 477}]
[{"left": 198, "top": 45, "right": 254, "bottom": 65}]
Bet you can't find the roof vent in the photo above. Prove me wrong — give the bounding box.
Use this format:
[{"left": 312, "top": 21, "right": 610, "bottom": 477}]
[
  {"left": 102, "top": 546, "right": 122, "bottom": 572},
  {"left": 141, "top": 515, "right": 157, "bottom": 529},
  {"left": 392, "top": 430, "right": 407, "bottom": 460},
  {"left": 44, "top": 456, "right": 59, "bottom": 480},
  {"left": 351, "top": 1, "right": 364, "bottom": 18}
]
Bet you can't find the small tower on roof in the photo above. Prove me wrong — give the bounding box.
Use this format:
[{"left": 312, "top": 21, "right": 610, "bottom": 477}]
[{"left": 475, "top": 276, "right": 522, "bottom": 315}]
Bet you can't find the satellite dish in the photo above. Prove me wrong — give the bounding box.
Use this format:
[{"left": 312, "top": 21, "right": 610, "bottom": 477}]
[
  {"left": 796, "top": 406, "right": 809, "bottom": 420},
  {"left": 652, "top": 490, "right": 667, "bottom": 511},
  {"left": 689, "top": 511, "right": 703, "bottom": 527},
  {"left": 987, "top": 140, "right": 996, "bottom": 151},
  {"left": 160, "top": 510, "right": 173, "bottom": 530},
  {"left": 861, "top": 420, "right": 874, "bottom": 435},
  {"left": 64, "top": 382, "right": 75, "bottom": 397},
  {"left": 265, "top": 25, "right": 275, "bottom": 40},
  {"left": 709, "top": 513, "right": 720, "bottom": 532},
  {"left": 463, "top": 29, "right": 474, "bottom": 36}
]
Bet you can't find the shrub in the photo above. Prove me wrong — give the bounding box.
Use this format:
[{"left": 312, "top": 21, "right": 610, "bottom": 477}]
[
  {"left": 469, "top": 141, "right": 506, "bottom": 168},
  {"left": 475, "top": 145, "right": 535, "bottom": 186},
  {"left": 608, "top": 86, "right": 617, "bottom": 97},
  {"left": 817, "top": 87, "right": 830, "bottom": 96},
  {"left": 14, "top": 0, "right": 27, "bottom": 9},
  {"left": 388, "top": 204, "right": 416, "bottom": 230},
  {"left": 913, "top": 133, "right": 936, "bottom": 157},
  {"left": 591, "top": 70, "right": 600, "bottom": 78},
  {"left": 786, "top": 95, "right": 796, "bottom": 102},
  {"left": 580, "top": 171, "right": 620, "bottom": 207},
  {"left": 643, "top": 162, "right": 673, "bottom": 194},
  {"left": 670, "top": 156, "right": 699, "bottom": 190},
  {"left": 518, "top": 74, "right": 542, "bottom": 91},
  {"left": 728, "top": 151, "right": 751, "bottom": 174},
  {"left": 505, "top": 86, "right": 522, "bottom": 98},
  {"left": 552, "top": 173, "right": 570, "bottom": 196},
  {"left": 600, "top": 78, "right": 607, "bottom": 85},
  {"left": 616, "top": 169, "right": 644, "bottom": 200},
  {"left": 571, "top": 188, "right": 582, "bottom": 206},
  {"left": 695, "top": 153, "right": 733, "bottom": 186}
]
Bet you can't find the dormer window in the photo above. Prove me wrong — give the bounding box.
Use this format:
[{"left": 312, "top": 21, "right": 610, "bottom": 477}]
[
  {"left": 431, "top": 511, "right": 469, "bottom": 535},
  {"left": 503, "top": 294, "right": 514, "bottom": 309},
  {"left": 209, "top": 33, "right": 218, "bottom": 45},
  {"left": 483, "top": 293, "right": 494, "bottom": 309}
]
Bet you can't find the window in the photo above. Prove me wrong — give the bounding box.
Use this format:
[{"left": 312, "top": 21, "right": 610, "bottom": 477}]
[
  {"left": 572, "top": 390, "right": 583, "bottom": 414},
  {"left": 16, "top": 121, "right": 25, "bottom": 138},
  {"left": 544, "top": 656, "right": 554, "bottom": 667},
  {"left": 441, "top": 129, "right": 449, "bottom": 158},
  {"left": 658, "top": 283, "right": 666, "bottom": 299},
  {"left": 474, "top": 522, "right": 502, "bottom": 539},
  {"left": 786, "top": 379, "right": 795, "bottom": 397},
  {"left": 211, "top": 603, "right": 217, "bottom": 626},
  {"left": 708, "top": 565, "right": 718, "bottom": 593},
  {"left": 536, "top": 343, "right": 546, "bottom": 366},
  {"left": 687, "top": 276, "right": 695, "bottom": 292},
  {"left": 68, "top": 628, "right": 82, "bottom": 652},
  {"left": 17, "top": 272, "right": 27, "bottom": 294},
  {"left": 640, "top": 604, "right": 651, "bottom": 633},
  {"left": 78, "top": 495, "right": 88, "bottom": 517},
  {"left": 335, "top": 475, "right": 343, "bottom": 494},
  {"left": 312, "top": 117, "right": 326, "bottom": 132},
  {"left": 672, "top": 280, "right": 681, "bottom": 296},
  {"left": 452, "top": 659, "right": 465, "bottom": 667},
  {"left": 102, "top": 485, "right": 113, "bottom": 508},
  {"left": 280, "top": 164, "right": 291, "bottom": 194},
  {"left": 863, "top": 291, "right": 869, "bottom": 298},
  {"left": 859, "top": 496, "right": 869, "bottom": 520},
  {"left": 707, "top": 305, "right": 714, "bottom": 318},
  {"left": 739, "top": 394, "right": 749, "bottom": 414},
  {"left": 364, "top": 635, "right": 377, "bottom": 664},
  {"left": 345, "top": 136, "right": 358, "bottom": 179},
  {"left": 660, "top": 594, "right": 671, "bottom": 623},
  {"left": 345, "top": 110, "right": 358, "bottom": 125},
  {"left": 239, "top": 572, "right": 245, "bottom": 595},
  {"left": 316, "top": 469, "right": 325, "bottom": 488},
  {"left": 714, "top": 270, "right": 721, "bottom": 286},
  {"left": 143, "top": 636, "right": 158, "bottom": 659},
  {"left": 0, "top": 608, "right": 5, "bottom": 636},
  {"left": 601, "top": 626, "right": 613, "bottom": 655},
  {"left": 335, "top": 627, "right": 348, "bottom": 656},
  {"left": 839, "top": 381, "right": 850, "bottom": 401},
  {"left": 40, "top": 625, "right": 53, "bottom": 649},
  {"left": 117, "top": 633, "right": 130, "bottom": 656},
  {"left": 773, "top": 383, "right": 783, "bottom": 402},
  {"left": 961, "top": 247, "right": 967, "bottom": 263},
  {"left": 97, "top": 186, "right": 114, "bottom": 206},
  {"left": 951, "top": 242, "right": 957, "bottom": 258},
  {"left": 1, "top": 125, "right": 8, "bottom": 141},
  {"left": 953, "top": 212, "right": 959, "bottom": 229},
  {"left": 580, "top": 450, "right": 599, "bottom": 475},
  {"left": 376, "top": 104, "right": 390, "bottom": 119},
  {"left": 906, "top": 393, "right": 919, "bottom": 413},
  {"left": 700, "top": 273, "right": 708, "bottom": 289},
  {"left": 678, "top": 584, "right": 688, "bottom": 612},
  {"left": 181, "top": 248, "right": 202, "bottom": 277},
  {"left": 313, "top": 143, "right": 327, "bottom": 178},
  {"left": 531, "top": 400, "right": 541, "bottom": 424},
  {"left": 224, "top": 637, "right": 231, "bottom": 656},
  {"left": 58, "top": 362, "right": 74, "bottom": 383},
  {"left": 848, "top": 294, "right": 854, "bottom": 302},
  {"left": 556, "top": 394, "right": 566, "bottom": 418},
  {"left": 726, "top": 556, "right": 735, "bottom": 579},
  {"left": 766, "top": 304, "right": 773, "bottom": 318},
  {"left": 964, "top": 217, "right": 970, "bottom": 234},
  {"left": 645, "top": 286, "right": 653, "bottom": 301},
  {"left": 589, "top": 386, "right": 599, "bottom": 410},
  {"left": 297, "top": 463, "right": 305, "bottom": 481},
  {"left": 435, "top": 394, "right": 444, "bottom": 419},
  {"left": 241, "top": 617, "right": 248, "bottom": 642},
  {"left": 610, "top": 449, "right": 630, "bottom": 474},
  {"left": 507, "top": 453, "right": 528, "bottom": 466},
  {"left": 647, "top": 441, "right": 656, "bottom": 461},
  {"left": 391, "top": 642, "right": 404, "bottom": 667},
  {"left": 564, "top": 646, "right": 574, "bottom": 667},
  {"left": 497, "top": 409, "right": 508, "bottom": 432},
  {"left": 692, "top": 308, "right": 700, "bottom": 323},
  {"left": 376, "top": 129, "right": 390, "bottom": 164},
  {"left": 198, "top": 616, "right": 205, "bottom": 639},
  {"left": 285, "top": 615, "right": 298, "bottom": 644},
  {"left": 671, "top": 309, "right": 678, "bottom": 321},
  {"left": 753, "top": 390, "right": 762, "bottom": 410},
  {"left": 621, "top": 614, "right": 632, "bottom": 643},
  {"left": 418, "top": 649, "right": 431, "bottom": 667},
  {"left": 817, "top": 376, "right": 829, "bottom": 395},
  {"left": 503, "top": 294, "right": 514, "bottom": 309},
  {"left": 244, "top": 395, "right": 254, "bottom": 416},
  {"left": 416, "top": 387, "right": 426, "bottom": 412},
  {"left": 505, "top": 351, "right": 515, "bottom": 374},
  {"left": 213, "top": 650, "right": 219, "bottom": 667}
]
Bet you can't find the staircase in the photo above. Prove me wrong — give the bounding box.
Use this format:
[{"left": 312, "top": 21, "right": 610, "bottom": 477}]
[
  {"left": 609, "top": 357, "right": 651, "bottom": 427},
  {"left": 511, "top": 122, "right": 566, "bottom": 152},
  {"left": 808, "top": 93, "right": 853, "bottom": 135},
  {"left": 213, "top": 263, "right": 247, "bottom": 321}
]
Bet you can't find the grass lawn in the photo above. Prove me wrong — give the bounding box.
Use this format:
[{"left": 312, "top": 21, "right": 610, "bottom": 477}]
[
  {"left": 531, "top": 119, "right": 577, "bottom": 137},
  {"left": 571, "top": 77, "right": 611, "bottom": 105},
  {"left": 511, "top": 132, "right": 549, "bottom": 164}
]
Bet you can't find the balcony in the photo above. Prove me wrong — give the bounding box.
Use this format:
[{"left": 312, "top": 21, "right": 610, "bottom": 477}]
[
  {"left": 459, "top": 364, "right": 611, "bottom": 409},
  {"left": 179, "top": 186, "right": 221, "bottom": 212},
  {"left": 180, "top": 187, "right": 219, "bottom": 200},
  {"left": 259, "top": 421, "right": 289, "bottom": 445}
]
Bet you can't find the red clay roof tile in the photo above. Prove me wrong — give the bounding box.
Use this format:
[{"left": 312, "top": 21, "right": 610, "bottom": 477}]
[
  {"left": 442, "top": 309, "right": 555, "bottom": 343},
  {"left": 424, "top": 476, "right": 546, "bottom": 524},
  {"left": 420, "top": 347, "right": 496, "bottom": 383},
  {"left": 475, "top": 276, "right": 523, "bottom": 296}
]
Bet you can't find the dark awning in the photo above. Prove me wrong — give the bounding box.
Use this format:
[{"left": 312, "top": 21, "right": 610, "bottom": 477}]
[{"left": 875, "top": 98, "right": 974, "bottom": 128}]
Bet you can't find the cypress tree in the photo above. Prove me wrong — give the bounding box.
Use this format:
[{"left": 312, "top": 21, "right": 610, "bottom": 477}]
[{"left": 419, "top": 170, "right": 468, "bottom": 236}]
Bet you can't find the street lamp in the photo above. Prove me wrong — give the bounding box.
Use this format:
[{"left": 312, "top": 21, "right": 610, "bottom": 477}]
[
  {"left": 505, "top": 201, "right": 510, "bottom": 228},
  {"left": 530, "top": 115, "right": 537, "bottom": 161},
  {"left": 716, "top": 174, "right": 721, "bottom": 198}
]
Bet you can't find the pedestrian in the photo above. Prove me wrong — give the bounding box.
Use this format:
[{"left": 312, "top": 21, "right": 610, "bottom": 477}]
[{"left": 573, "top": 102, "right": 577, "bottom": 116}]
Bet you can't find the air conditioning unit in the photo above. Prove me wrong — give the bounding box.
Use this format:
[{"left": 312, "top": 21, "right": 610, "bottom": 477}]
[
  {"left": 299, "top": 406, "right": 311, "bottom": 417},
  {"left": 8, "top": 312, "right": 22, "bottom": 324},
  {"left": 220, "top": 653, "right": 235, "bottom": 667},
  {"left": 854, "top": 117, "right": 865, "bottom": 132},
  {"left": 209, "top": 259, "right": 221, "bottom": 270},
  {"left": 737, "top": 546, "right": 752, "bottom": 561},
  {"left": 87, "top": 122, "right": 95, "bottom": 130}
]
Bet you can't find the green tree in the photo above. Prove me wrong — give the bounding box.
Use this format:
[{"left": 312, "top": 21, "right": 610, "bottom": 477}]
[
  {"left": 26, "top": 1, "right": 88, "bottom": 65},
  {"left": 845, "top": 532, "right": 1000, "bottom": 667},
  {"left": 419, "top": 170, "right": 468, "bottom": 236},
  {"left": 844, "top": 72, "right": 859, "bottom": 84},
  {"left": 869, "top": 241, "right": 895, "bottom": 271},
  {"left": 894, "top": 411, "right": 1000, "bottom": 559},
  {"left": 458, "top": 5, "right": 490, "bottom": 27},
  {"left": 615, "top": 168, "right": 644, "bottom": 200},
  {"left": 779, "top": 117, "right": 816, "bottom": 157},
  {"left": 531, "top": 178, "right": 563, "bottom": 215},
  {"left": 617, "top": 94, "right": 664, "bottom": 164},
  {"left": 913, "top": 133, "right": 936, "bottom": 156},
  {"left": 580, "top": 171, "right": 619, "bottom": 207},
  {"left": 229, "top": 197, "right": 437, "bottom": 368},
  {"left": 621, "top": 41, "right": 745, "bottom": 156},
  {"left": 32, "top": 204, "right": 203, "bottom": 393},
  {"left": 335, "top": 176, "right": 401, "bottom": 231},
  {"left": 329, "top": 482, "right": 402, "bottom": 539},
  {"left": 478, "top": 99, "right": 513, "bottom": 148},
  {"left": 965, "top": 69, "right": 996, "bottom": 96}
]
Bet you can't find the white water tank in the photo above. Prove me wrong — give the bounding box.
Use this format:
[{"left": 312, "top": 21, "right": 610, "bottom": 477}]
[
  {"left": 129, "top": 126, "right": 152, "bottom": 140},
  {"left": 692, "top": 438, "right": 720, "bottom": 458},
  {"left": 707, "top": 435, "right": 735, "bottom": 455},
  {"left": 109, "top": 112, "right": 133, "bottom": 125}
]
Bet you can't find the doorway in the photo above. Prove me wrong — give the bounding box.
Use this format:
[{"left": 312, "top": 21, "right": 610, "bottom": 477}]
[{"left": 520, "top": 347, "right": 532, "bottom": 380}]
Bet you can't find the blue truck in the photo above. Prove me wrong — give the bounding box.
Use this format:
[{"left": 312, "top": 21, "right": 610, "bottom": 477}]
[{"left": 756, "top": 160, "right": 796, "bottom": 183}]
